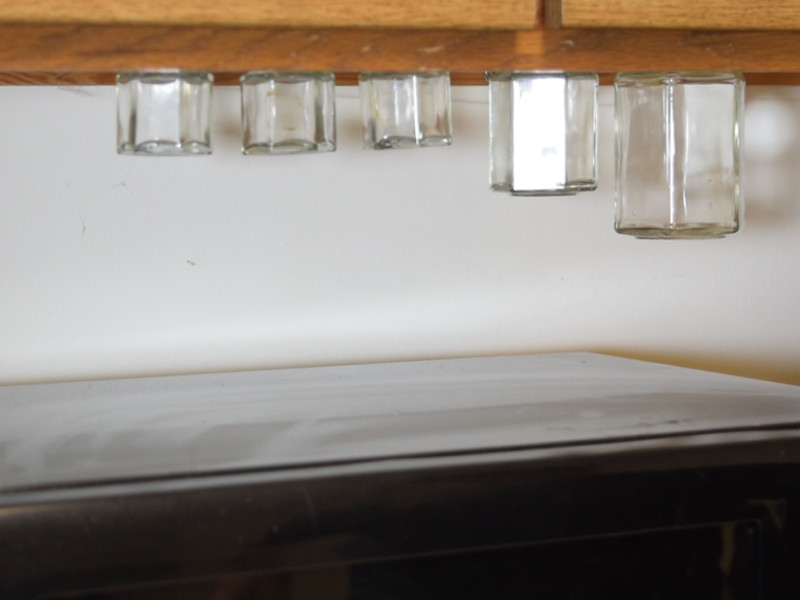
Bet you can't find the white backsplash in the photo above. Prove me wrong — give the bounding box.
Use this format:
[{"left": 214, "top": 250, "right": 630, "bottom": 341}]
[{"left": 1, "top": 85, "right": 799, "bottom": 385}]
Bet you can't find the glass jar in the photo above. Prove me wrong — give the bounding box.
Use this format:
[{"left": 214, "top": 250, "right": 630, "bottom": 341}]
[
  {"left": 614, "top": 72, "right": 744, "bottom": 238},
  {"left": 240, "top": 72, "right": 336, "bottom": 155},
  {"left": 117, "top": 71, "right": 213, "bottom": 156},
  {"left": 359, "top": 72, "right": 452, "bottom": 149},
  {"left": 487, "top": 71, "right": 598, "bottom": 195}
]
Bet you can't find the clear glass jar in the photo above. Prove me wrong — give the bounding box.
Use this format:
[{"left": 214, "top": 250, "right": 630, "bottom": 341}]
[
  {"left": 117, "top": 71, "right": 213, "bottom": 156},
  {"left": 240, "top": 72, "right": 336, "bottom": 155},
  {"left": 487, "top": 71, "right": 598, "bottom": 195},
  {"left": 359, "top": 72, "right": 452, "bottom": 149},
  {"left": 614, "top": 72, "right": 744, "bottom": 238}
]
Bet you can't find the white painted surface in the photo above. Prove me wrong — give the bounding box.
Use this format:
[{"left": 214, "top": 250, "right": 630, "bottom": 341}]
[
  {"left": 3, "top": 353, "right": 800, "bottom": 493},
  {"left": 1, "top": 86, "right": 800, "bottom": 385}
]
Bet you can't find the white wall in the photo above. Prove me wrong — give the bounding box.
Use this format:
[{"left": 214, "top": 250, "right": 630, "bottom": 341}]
[{"left": 1, "top": 85, "right": 799, "bottom": 386}]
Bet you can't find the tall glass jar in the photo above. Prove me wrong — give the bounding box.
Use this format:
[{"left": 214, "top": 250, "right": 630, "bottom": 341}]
[{"left": 614, "top": 72, "right": 744, "bottom": 238}]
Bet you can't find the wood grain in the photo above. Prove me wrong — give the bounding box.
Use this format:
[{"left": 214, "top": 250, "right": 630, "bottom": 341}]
[
  {"left": 3, "top": 25, "right": 800, "bottom": 83},
  {"left": 549, "top": 0, "right": 800, "bottom": 29},
  {"left": 7, "top": 71, "right": 800, "bottom": 87},
  {"left": 0, "top": 0, "right": 537, "bottom": 29}
]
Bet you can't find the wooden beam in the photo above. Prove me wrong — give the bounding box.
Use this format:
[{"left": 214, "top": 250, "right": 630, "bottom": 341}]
[
  {"left": 6, "top": 71, "right": 800, "bottom": 87},
  {"left": 2, "top": 25, "right": 800, "bottom": 82},
  {"left": 0, "top": 0, "right": 538, "bottom": 29},
  {"left": 548, "top": 0, "right": 800, "bottom": 29}
]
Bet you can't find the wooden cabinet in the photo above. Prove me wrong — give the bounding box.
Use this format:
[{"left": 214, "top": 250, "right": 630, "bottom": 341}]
[
  {"left": 548, "top": 0, "right": 800, "bottom": 29},
  {"left": 0, "top": 0, "right": 538, "bottom": 29},
  {"left": 0, "top": 1, "right": 799, "bottom": 84}
]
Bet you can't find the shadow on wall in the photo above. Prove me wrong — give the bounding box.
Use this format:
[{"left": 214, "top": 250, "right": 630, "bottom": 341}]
[
  {"left": 743, "top": 87, "right": 800, "bottom": 228},
  {"left": 594, "top": 346, "right": 800, "bottom": 387}
]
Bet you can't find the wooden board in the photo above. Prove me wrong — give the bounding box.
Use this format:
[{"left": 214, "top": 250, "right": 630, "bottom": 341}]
[
  {"left": 548, "top": 0, "right": 800, "bottom": 29},
  {"left": 3, "top": 25, "right": 800, "bottom": 84},
  {"left": 7, "top": 71, "right": 800, "bottom": 87},
  {"left": 0, "top": 0, "right": 537, "bottom": 29}
]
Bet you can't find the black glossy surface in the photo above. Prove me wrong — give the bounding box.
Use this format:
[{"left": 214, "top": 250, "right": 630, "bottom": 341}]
[
  {"left": 2, "top": 434, "right": 800, "bottom": 599},
  {"left": 53, "top": 523, "right": 766, "bottom": 599}
]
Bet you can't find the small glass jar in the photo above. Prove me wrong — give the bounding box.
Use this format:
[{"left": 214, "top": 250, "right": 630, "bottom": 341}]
[
  {"left": 487, "top": 71, "right": 598, "bottom": 195},
  {"left": 359, "top": 72, "right": 452, "bottom": 149},
  {"left": 615, "top": 72, "right": 744, "bottom": 238},
  {"left": 117, "top": 71, "right": 212, "bottom": 156},
  {"left": 240, "top": 71, "right": 336, "bottom": 155}
]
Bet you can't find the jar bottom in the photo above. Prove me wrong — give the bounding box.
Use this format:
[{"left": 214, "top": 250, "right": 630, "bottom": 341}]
[{"left": 615, "top": 222, "right": 739, "bottom": 239}]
